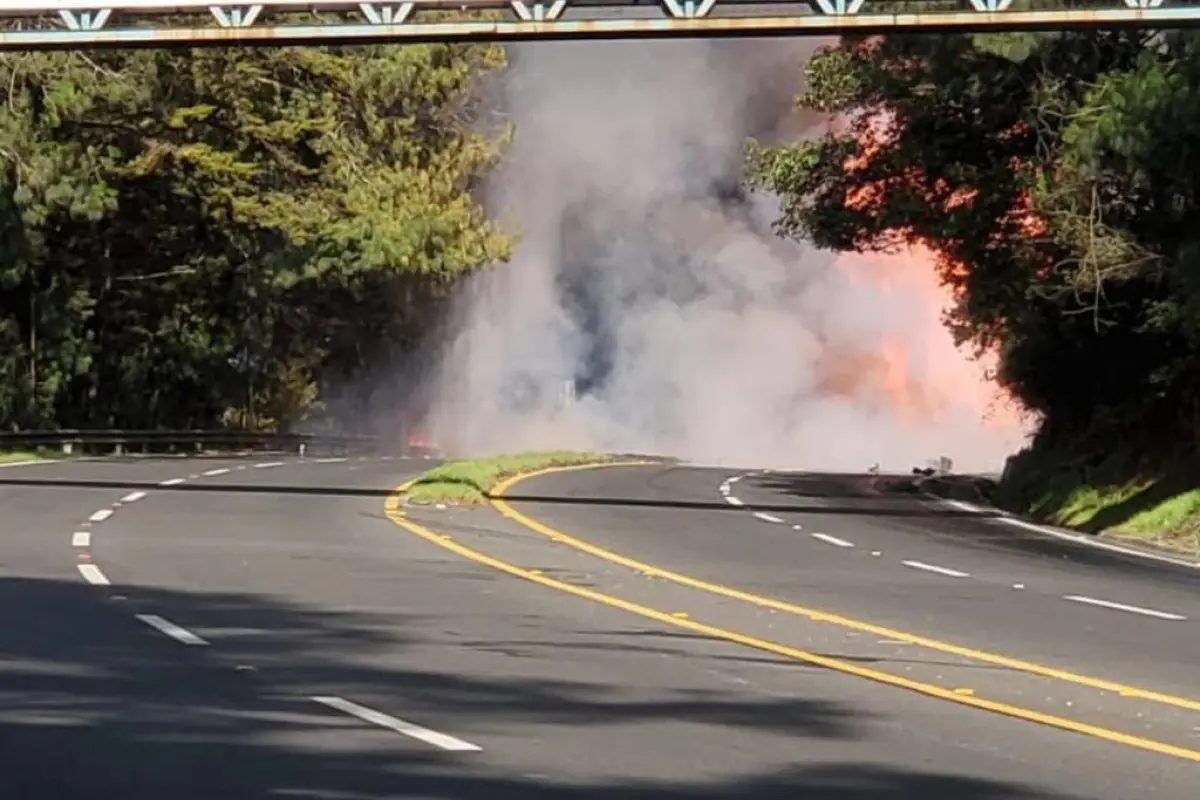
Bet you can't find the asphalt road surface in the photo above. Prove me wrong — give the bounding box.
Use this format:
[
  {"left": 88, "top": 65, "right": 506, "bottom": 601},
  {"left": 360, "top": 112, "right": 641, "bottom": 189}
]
[{"left": 1, "top": 456, "right": 1197, "bottom": 799}]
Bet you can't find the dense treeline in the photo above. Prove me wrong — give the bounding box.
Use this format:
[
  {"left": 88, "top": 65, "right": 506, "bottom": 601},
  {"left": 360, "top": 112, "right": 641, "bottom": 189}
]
[
  {"left": 0, "top": 44, "right": 510, "bottom": 433},
  {"left": 749, "top": 31, "right": 1200, "bottom": 521}
]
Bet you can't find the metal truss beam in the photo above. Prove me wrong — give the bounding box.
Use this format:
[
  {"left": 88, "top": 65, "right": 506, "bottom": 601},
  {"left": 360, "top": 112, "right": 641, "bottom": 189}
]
[{"left": 0, "top": 0, "right": 1197, "bottom": 50}]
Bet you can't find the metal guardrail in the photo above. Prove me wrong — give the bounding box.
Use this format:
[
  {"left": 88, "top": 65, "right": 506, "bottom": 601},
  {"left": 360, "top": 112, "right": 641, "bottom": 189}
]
[{"left": 0, "top": 429, "right": 395, "bottom": 457}]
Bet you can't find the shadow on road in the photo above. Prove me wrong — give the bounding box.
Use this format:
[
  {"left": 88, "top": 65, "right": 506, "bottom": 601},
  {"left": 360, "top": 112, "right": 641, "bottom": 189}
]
[
  {"left": 0, "top": 473, "right": 1004, "bottom": 520},
  {"left": 0, "top": 575, "right": 1078, "bottom": 799}
]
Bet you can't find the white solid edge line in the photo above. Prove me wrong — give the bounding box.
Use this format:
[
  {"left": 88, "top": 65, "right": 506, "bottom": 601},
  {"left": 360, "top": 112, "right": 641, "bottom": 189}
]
[
  {"left": 753, "top": 512, "right": 784, "bottom": 524},
  {"left": 72, "top": 531, "right": 91, "bottom": 547},
  {"left": 202, "top": 467, "right": 230, "bottom": 477},
  {"left": 725, "top": 496, "right": 744, "bottom": 506},
  {"left": 1063, "top": 594, "right": 1186, "bottom": 621},
  {"left": 77, "top": 563, "right": 110, "bottom": 585},
  {"left": 902, "top": 559, "right": 970, "bottom": 578},
  {"left": 255, "top": 461, "right": 285, "bottom": 469},
  {"left": 160, "top": 477, "right": 186, "bottom": 486},
  {"left": 811, "top": 532, "right": 855, "bottom": 548},
  {"left": 135, "top": 614, "right": 209, "bottom": 645},
  {"left": 120, "top": 491, "right": 147, "bottom": 503},
  {"left": 88, "top": 509, "right": 113, "bottom": 523},
  {"left": 312, "top": 696, "right": 482, "bottom": 752},
  {"left": 930, "top": 494, "right": 1200, "bottom": 570},
  {"left": 0, "top": 459, "right": 46, "bottom": 468}
]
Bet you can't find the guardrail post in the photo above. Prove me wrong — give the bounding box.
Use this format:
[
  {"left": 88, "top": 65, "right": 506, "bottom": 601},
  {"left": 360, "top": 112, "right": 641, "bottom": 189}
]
[{"left": 299, "top": 442, "right": 306, "bottom": 458}]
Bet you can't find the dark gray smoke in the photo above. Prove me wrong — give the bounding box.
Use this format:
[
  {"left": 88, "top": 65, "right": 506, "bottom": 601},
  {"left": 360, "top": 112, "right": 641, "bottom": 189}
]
[{"left": 424, "top": 40, "right": 1030, "bottom": 472}]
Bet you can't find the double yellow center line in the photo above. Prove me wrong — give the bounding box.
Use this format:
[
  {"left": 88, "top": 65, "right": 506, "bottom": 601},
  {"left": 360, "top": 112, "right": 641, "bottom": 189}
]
[{"left": 385, "top": 462, "right": 1200, "bottom": 762}]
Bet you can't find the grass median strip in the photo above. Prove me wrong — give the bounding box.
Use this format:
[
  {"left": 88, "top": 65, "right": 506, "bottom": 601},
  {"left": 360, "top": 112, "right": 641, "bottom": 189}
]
[
  {"left": 399, "top": 451, "right": 618, "bottom": 506},
  {"left": 0, "top": 449, "right": 60, "bottom": 465}
]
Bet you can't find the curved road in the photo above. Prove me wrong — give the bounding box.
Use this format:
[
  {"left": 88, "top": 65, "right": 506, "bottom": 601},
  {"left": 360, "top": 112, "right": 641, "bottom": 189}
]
[{"left": 0, "top": 456, "right": 1196, "bottom": 798}]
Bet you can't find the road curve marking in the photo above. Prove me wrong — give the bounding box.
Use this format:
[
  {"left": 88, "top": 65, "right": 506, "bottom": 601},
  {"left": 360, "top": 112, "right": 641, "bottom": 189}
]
[
  {"left": 1064, "top": 595, "right": 1186, "bottom": 621},
  {"left": 490, "top": 463, "right": 1200, "bottom": 714},
  {"left": 384, "top": 484, "right": 1200, "bottom": 763},
  {"left": 135, "top": 614, "right": 209, "bottom": 645},
  {"left": 811, "top": 532, "right": 854, "bottom": 548},
  {"left": 928, "top": 495, "right": 1200, "bottom": 570},
  {"left": 312, "top": 696, "right": 482, "bottom": 752},
  {"left": 77, "top": 563, "right": 110, "bottom": 586},
  {"left": 902, "top": 560, "right": 971, "bottom": 579}
]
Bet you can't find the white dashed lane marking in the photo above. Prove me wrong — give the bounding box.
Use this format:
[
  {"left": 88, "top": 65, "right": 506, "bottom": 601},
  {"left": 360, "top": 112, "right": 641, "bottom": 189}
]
[
  {"left": 312, "top": 696, "right": 482, "bottom": 752},
  {"left": 120, "top": 491, "right": 147, "bottom": 503},
  {"left": 1064, "top": 595, "right": 1186, "bottom": 621},
  {"left": 202, "top": 468, "right": 230, "bottom": 477},
  {"left": 77, "top": 563, "right": 110, "bottom": 586},
  {"left": 88, "top": 509, "right": 113, "bottom": 523},
  {"left": 811, "top": 532, "right": 855, "bottom": 548},
  {"left": 160, "top": 477, "right": 186, "bottom": 486},
  {"left": 752, "top": 512, "right": 784, "bottom": 524},
  {"left": 725, "top": 496, "right": 744, "bottom": 507},
  {"left": 901, "top": 560, "right": 971, "bottom": 579},
  {"left": 71, "top": 531, "right": 91, "bottom": 547},
  {"left": 255, "top": 461, "right": 285, "bottom": 469},
  {"left": 136, "top": 614, "right": 210, "bottom": 645}
]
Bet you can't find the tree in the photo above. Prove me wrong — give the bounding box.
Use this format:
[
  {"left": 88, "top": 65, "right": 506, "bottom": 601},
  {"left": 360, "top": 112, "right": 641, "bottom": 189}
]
[
  {"left": 0, "top": 40, "right": 511, "bottom": 432},
  {"left": 746, "top": 30, "right": 1200, "bottom": 456}
]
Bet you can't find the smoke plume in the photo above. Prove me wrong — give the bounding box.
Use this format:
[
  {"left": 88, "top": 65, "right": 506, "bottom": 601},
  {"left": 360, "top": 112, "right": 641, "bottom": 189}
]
[{"left": 424, "top": 40, "right": 1032, "bottom": 473}]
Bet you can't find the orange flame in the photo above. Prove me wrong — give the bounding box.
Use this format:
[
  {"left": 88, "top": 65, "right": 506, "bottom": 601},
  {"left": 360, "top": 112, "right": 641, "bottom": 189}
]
[{"left": 819, "top": 108, "right": 1036, "bottom": 431}]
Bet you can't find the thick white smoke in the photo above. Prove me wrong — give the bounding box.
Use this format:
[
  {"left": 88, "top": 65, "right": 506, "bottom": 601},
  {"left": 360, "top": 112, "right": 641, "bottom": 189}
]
[{"left": 424, "top": 40, "right": 1032, "bottom": 473}]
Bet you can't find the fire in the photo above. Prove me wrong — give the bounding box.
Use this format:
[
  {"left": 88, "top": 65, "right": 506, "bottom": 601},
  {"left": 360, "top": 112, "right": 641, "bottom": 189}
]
[{"left": 818, "top": 108, "right": 1035, "bottom": 433}]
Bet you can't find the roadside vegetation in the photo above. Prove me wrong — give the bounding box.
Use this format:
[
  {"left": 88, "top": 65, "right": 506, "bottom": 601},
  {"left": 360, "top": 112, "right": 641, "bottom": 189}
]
[
  {"left": 0, "top": 451, "right": 44, "bottom": 464},
  {"left": 401, "top": 451, "right": 617, "bottom": 506},
  {"left": 0, "top": 43, "right": 509, "bottom": 433},
  {"left": 749, "top": 31, "right": 1200, "bottom": 554}
]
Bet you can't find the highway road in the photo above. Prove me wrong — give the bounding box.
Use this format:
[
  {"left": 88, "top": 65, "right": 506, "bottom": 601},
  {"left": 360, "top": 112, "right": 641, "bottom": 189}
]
[{"left": 0, "top": 455, "right": 1197, "bottom": 798}]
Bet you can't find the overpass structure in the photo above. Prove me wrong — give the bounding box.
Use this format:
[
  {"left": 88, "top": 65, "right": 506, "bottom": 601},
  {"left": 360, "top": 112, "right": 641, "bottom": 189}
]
[{"left": 0, "top": 0, "right": 1197, "bottom": 48}]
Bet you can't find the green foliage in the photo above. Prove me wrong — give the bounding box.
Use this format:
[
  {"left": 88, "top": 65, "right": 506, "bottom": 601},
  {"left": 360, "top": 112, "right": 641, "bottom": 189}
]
[
  {"left": 0, "top": 42, "right": 511, "bottom": 432},
  {"left": 749, "top": 31, "right": 1200, "bottom": 484}
]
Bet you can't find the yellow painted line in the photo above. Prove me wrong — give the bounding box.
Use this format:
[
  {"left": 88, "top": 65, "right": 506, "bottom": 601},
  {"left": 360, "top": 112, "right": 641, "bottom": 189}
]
[
  {"left": 384, "top": 484, "right": 1200, "bottom": 763},
  {"left": 489, "top": 463, "right": 1200, "bottom": 714}
]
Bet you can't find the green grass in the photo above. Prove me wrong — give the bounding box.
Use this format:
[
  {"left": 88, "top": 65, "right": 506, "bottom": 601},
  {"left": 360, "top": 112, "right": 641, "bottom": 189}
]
[
  {"left": 400, "top": 451, "right": 621, "bottom": 507},
  {"left": 998, "top": 446, "right": 1200, "bottom": 557},
  {"left": 0, "top": 450, "right": 55, "bottom": 464}
]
